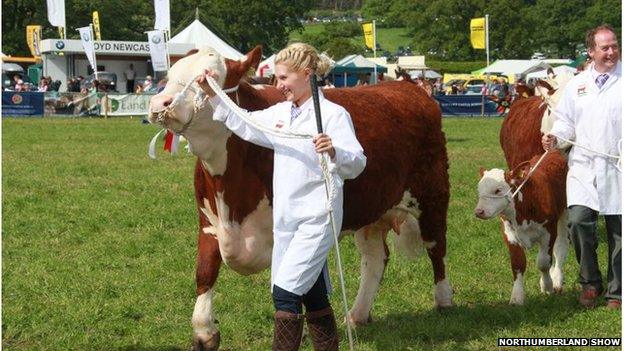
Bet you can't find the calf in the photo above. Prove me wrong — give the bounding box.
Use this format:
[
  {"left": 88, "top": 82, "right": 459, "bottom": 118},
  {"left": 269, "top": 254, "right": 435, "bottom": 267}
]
[{"left": 474, "top": 152, "right": 569, "bottom": 305}]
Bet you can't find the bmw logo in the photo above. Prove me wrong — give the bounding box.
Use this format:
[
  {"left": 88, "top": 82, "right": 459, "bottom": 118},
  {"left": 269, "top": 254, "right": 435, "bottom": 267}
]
[{"left": 55, "top": 41, "right": 65, "bottom": 49}]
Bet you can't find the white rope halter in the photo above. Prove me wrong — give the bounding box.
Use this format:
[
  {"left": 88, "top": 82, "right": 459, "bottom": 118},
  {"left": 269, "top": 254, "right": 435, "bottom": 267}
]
[{"left": 148, "top": 75, "right": 239, "bottom": 159}]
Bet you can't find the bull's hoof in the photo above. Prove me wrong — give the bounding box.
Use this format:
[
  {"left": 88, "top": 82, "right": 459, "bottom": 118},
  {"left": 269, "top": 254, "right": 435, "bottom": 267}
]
[
  {"left": 554, "top": 287, "right": 563, "bottom": 294},
  {"left": 347, "top": 313, "right": 373, "bottom": 327},
  {"left": 193, "top": 331, "right": 220, "bottom": 351},
  {"left": 435, "top": 301, "right": 455, "bottom": 310}
]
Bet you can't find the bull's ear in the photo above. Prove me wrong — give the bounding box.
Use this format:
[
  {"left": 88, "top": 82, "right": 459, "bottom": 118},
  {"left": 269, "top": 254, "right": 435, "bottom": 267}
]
[
  {"left": 244, "top": 45, "right": 263, "bottom": 71},
  {"left": 535, "top": 79, "right": 555, "bottom": 96},
  {"left": 479, "top": 167, "right": 485, "bottom": 177}
]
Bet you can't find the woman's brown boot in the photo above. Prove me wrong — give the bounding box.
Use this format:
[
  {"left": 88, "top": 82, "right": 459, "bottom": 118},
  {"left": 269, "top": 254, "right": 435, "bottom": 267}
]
[
  {"left": 306, "top": 307, "right": 339, "bottom": 350},
  {"left": 272, "top": 310, "right": 304, "bottom": 351}
]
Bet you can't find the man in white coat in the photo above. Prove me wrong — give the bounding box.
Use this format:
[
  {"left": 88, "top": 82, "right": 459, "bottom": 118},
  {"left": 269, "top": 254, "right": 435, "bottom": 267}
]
[{"left": 543, "top": 25, "right": 621, "bottom": 309}]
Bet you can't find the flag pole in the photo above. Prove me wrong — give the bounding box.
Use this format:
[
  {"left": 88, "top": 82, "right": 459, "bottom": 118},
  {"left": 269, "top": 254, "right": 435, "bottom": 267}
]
[
  {"left": 373, "top": 20, "right": 377, "bottom": 84},
  {"left": 90, "top": 24, "right": 99, "bottom": 81},
  {"left": 480, "top": 14, "right": 489, "bottom": 117}
]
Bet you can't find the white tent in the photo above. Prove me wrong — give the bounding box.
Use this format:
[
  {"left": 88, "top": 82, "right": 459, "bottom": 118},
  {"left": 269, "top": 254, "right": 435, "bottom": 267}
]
[
  {"left": 409, "top": 70, "right": 442, "bottom": 79},
  {"left": 476, "top": 59, "right": 551, "bottom": 78},
  {"left": 169, "top": 19, "right": 244, "bottom": 60},
  {"left": 525, "top": 64, "right": 577, "bottom": 81}
]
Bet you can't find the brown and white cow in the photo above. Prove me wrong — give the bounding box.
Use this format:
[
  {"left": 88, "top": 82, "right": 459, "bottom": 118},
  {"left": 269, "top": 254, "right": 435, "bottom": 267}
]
[
  {"left": 474, "top": 152, "right": 569, "bottom": 305},
  {"left": 148, "top": 46, "right": 452, "bottom": 350}
]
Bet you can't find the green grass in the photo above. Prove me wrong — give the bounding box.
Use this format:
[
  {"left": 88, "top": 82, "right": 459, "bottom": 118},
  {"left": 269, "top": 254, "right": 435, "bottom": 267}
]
[{"left": 2, "top": 117, "right": 621, "bottom": 350}]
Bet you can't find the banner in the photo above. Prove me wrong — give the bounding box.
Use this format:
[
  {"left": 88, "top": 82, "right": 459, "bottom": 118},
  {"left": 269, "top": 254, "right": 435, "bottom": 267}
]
[
  {"left": 470, "top": 17, "right": 486, "bottom": 49},
  {"left": 101, "top": 93, "right": 153, "bottom": 116},
  {"left": 26, "top": 25, "right": 42, "bottom": 57},
  {"left": 147, "top": 30, "right": 168, "bottom": 72},
  {"left": 2, "top": 92, "right": 45, "bottom": 116},
  {"left": 46, "top": 0, "right": 66, "bottom": 28},
  {"left": 434, "top": 95, "right": 499, "bottom": 116},
  {"left": 362, "top": 22, "right": 374, "bottom": 50},
  {"left": 44, "top": 92, "right": 153, "bottom": 116},
  {"left": 92, "top": 11, "right": 102, "bottom": 41},
  {"left": 77, "top": 26, "right": 97, "bottom": 72},
  {"left": 154, "top": 0, "right": 170, "bottom": 32}
]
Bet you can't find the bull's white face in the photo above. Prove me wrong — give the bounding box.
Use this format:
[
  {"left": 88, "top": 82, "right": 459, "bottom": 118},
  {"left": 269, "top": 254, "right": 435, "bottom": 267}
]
[
  {"left": 148, "top": 47, "right": 228, "bottom": 132},
  {"left": 474, "top": 168, "right": 511, "bottom": 219}
]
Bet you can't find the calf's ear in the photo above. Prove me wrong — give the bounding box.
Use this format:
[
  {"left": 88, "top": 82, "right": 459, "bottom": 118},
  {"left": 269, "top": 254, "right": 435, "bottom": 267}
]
[{"left": 478, "top": 167, "right": 486, "bottom": 177}]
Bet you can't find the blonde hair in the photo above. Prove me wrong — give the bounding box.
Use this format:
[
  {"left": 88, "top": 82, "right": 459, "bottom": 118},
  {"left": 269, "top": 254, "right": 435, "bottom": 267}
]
[{"left": 274, "top": 43, "right": 332, "bottom": 76}]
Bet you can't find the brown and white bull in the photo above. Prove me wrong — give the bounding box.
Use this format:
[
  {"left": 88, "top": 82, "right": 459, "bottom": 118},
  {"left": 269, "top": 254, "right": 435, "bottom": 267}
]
[
  {"left": 475, "top": 152, "right": 569, "bottom": 305},
  {"left": 148, "top": 46, "right": 453, "bottom": 350}
]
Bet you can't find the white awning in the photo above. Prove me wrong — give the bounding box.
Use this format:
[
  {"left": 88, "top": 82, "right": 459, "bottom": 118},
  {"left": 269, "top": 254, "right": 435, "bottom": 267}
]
[{"left": 169, "top": 19, "right": 244, "bottom": 60}]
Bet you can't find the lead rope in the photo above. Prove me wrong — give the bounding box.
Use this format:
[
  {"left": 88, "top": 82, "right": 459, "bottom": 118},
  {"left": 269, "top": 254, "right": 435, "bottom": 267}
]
[
  {"left": 203, "top": 76, "right": 355, "bottom": 349},
  {"left": 543, "top": 105, "right": 622, "bottom": 171},
  {"left": 556, "top": 136, "right": 622, "bottom": 172}
]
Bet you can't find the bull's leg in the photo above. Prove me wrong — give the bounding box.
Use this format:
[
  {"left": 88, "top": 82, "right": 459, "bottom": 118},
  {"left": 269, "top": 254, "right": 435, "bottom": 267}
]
[
  {"left": 192, "top": 230, "right": 223, "bottom": 351},
  {"left": 417, "top": 195, "right": 453, "bottom": 308},
  {"left": 537, "top": 230, "right": 555, "bottom": 295},
  {"left": 349, "top": 223, "right": 389, "bottom": 325},
  {"left": 550, "top": 214, "right": 570, "bottom": 294},
  {"left": 502, "top": 227, "right": 527, "bottom": 305}
]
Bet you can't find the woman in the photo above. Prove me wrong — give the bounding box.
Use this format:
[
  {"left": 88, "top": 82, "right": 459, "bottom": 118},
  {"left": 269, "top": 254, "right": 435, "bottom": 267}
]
[{"left": 196, "top": 43, "right": 366, "bottom": 350}]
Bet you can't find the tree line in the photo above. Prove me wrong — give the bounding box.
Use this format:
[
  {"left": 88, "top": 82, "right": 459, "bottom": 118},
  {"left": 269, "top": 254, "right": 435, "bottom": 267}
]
[{"left": 2, "top": 0, "right": 620, "bottom": 61}]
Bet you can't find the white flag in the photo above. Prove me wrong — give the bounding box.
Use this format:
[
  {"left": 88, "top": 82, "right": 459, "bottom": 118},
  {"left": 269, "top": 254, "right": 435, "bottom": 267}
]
[
  {"left": 47, "top": 0, "right": 66, "bottom": 28},
  {"left": 78, "top": 26, "right": 97, "bottom": 72},
  {"left": 147, "top": 30, "right": 168, "bottom": 72},
  {"left": 154, "top": 0, "right": 170, "bottom": 32}
]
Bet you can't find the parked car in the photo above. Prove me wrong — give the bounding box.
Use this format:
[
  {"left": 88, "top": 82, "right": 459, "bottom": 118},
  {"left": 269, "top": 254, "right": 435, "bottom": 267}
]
[
  {"left": 531, "top": 52, "right": 546, "bottom": 60},
  {"left": 80, "top": 71, "right": 118, "bottom": 92}
]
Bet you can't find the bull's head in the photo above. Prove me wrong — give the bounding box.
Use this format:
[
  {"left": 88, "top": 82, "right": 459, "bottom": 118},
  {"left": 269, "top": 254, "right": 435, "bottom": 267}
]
[{"left": 148, "top": 46, "right": 263, "bottom": 134}]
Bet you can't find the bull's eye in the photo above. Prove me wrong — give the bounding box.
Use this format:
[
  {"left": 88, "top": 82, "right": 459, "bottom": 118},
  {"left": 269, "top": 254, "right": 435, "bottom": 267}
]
[{"left": 495, "top": 189, "right": 502, "bottom": 195}]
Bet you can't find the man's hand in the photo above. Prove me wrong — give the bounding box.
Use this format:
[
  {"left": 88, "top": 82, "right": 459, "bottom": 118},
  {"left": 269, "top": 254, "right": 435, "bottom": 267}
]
[
  {"left": 542, "top": 134, "right": 557, "bottom": 151},
  {"left": 195, "top": 69, "right": 219, "bottom": 97},
  {"left": 313, "top": 133, "right": 335, "bottom": 159}
]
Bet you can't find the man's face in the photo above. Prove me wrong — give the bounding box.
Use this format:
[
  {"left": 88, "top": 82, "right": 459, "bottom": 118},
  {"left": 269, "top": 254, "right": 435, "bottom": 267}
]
[{"left": 589, "top": 30, "right": 620, "bottom": 72}]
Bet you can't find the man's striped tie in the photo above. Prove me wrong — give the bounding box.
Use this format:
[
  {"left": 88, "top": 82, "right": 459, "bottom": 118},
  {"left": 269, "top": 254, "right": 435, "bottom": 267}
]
[{"left": 596, "top": 73, "right": 609, "bottom": 89}]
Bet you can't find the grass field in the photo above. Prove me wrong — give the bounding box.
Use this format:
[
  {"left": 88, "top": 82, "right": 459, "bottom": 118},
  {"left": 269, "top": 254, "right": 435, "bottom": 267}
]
[{"left": 2, "top": 116, "right": 621, "bottom": 350}]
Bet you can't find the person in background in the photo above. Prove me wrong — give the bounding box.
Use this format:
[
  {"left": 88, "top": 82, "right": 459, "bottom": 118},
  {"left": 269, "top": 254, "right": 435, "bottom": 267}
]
[
  {"left": 38, "top": 77, "right": 49, "bottom": 92},
  {"left": 322, "top": 77, "right": 335, "bottom": 89},
  {"left": 542, "top": 24, "right": 621, "bottom": 310},
  {"left": 143, "top": 75, "right": 155, "bottom": 92},
  {"left": 13, "top": 74, "right": 25, "bottom": 92},
  {"left": 124, "top": 64, "right": 136, "bottom": 93}
]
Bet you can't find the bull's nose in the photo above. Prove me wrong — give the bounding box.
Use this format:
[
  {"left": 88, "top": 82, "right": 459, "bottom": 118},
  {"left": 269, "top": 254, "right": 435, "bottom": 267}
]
[
  {"left": 150, "top": 94, "right": 174, "bottom": 112},
  {"left": 474, "top": 208, "right": 486, "bottom": 219}
]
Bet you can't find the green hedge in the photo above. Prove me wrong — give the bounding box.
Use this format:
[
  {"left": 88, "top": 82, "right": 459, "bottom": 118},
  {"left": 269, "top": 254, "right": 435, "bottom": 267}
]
[{"left": 426, "top": 61, "right": 487, "bottom": 75}]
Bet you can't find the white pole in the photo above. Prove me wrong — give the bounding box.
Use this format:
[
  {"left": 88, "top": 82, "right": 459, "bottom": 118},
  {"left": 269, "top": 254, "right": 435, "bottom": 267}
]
[
  {"left": 481, "top": 14, "right": 489, "bottom": 117},
  {"left": 373, "top": 20, "right": 377, "bottom": 84},
  {"left": 91, "top": 24, "right": 99, "bottom": 81},
  {"left": 164, "top": 29, "right": 171, "bottom": 70},
  {"left": 485, "top": 14, "right": 490, "bottom": 68}
]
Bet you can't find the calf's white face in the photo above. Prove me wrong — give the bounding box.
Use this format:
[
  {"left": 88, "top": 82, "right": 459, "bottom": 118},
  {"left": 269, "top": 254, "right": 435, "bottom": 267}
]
[
  {"left": 148, "top": 47, "right": 227, "bottom": 132},
  {"left": 475, "top": 168, "right": 511, "bottom": 219}
]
